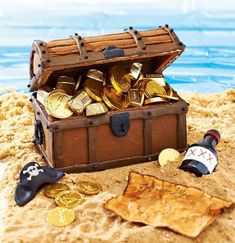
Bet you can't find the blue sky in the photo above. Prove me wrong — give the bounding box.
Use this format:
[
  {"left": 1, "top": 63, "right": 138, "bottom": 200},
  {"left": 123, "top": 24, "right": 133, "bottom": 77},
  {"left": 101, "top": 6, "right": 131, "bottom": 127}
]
[
  {"left": 1, "top": 0, "right": 235, "bottom": 16},
  {"left": 0, "top": 0, "right": 235, "bottom": 92}
]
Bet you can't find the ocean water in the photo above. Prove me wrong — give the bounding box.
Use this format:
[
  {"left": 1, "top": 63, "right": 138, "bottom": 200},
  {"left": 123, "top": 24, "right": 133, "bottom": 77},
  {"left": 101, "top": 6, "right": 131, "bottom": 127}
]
[{"left": 0, "top": 1, "right": 235, "bottom": 94}]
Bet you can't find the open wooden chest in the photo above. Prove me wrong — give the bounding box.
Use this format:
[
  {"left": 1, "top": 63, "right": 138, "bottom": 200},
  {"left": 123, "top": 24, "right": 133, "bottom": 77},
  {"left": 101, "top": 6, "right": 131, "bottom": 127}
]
[{"left": 29, "top": 25, "right": 188, "bottom": 173}]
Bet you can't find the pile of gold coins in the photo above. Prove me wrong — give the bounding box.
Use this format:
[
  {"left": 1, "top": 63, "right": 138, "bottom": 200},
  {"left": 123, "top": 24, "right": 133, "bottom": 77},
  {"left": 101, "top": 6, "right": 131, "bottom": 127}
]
[
  {"left": 37, "top": 62, "right": 179, "bottom": 119},
  {"left": 44, "top": 181, "right": 102, "bottom": 227}
]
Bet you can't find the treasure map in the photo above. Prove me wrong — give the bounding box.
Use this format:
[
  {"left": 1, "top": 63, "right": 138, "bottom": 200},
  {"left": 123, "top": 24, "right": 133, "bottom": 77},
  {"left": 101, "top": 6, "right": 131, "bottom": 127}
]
[{"left": 104, "top": 172, "right": 233, "bottom": 237}]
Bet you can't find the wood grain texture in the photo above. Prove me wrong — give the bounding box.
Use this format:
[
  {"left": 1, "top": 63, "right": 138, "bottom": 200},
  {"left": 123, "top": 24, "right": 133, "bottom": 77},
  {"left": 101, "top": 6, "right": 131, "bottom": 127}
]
[{"left": 47, "top": 34, "right": 172, "bottom": 55}]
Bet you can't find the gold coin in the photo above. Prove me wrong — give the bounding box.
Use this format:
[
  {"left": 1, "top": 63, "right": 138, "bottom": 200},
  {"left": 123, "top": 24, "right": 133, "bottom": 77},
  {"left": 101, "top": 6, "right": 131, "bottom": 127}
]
[
  {"left": 44, "top": 183, "right": 70, "bottom": 198},
  {"left": 167, "top": 87, "right": 178, "bottom": 100},
  {"left": 151, "top": 77, "right": 166, "bottom": 87},
  {"left": 77, "top": 181, "right": 102, "bottom": 195},
  {"left": 102, "top": 87, "right": 125, "bottom": 110},
  {"left": 87, "top": 69, "right": 104, "bottom": 83},
  {"left": 144, "top": 74, "right": 167, "bottom": 87},
  {"left": 144, "top": 97, "right": 168, "bottom": 105},
  {"left": 46, "top": 207, "right": 75, "bottom": 227},
  {"left": 86, "top": 102, "right": 109, "bottom": 116},
  {"left": 56, "top": 76, "right": 76, "bottom": 95},
  {"left": 156, "top": 93, "right": 179, "bottom": 101},
  {"left": 84, "top": 78, "right": 103, "bottom": 102},
  {"left": 144, "top": 79, "right": 167, "bottom": 98},
  {"left": 44, "top": 90, "right": 73, "bottom": 119},
  {"left": 158, "top": 148, "right": 180, "bottom": 167},
  {"left": 55, "top": 190, "right": 84, "bottom": 208},
  {"left": 110, "top": 65, "right": 131, "bottom": 94}
]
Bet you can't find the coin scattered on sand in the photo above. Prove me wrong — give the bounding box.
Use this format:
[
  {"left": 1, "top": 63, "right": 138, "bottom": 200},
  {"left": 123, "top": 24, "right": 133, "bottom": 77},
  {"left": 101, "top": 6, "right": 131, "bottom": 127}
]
[
  {"left": 158, "top": 148, "right": 180, "bottom": 167},
  {"left": 55, "top": 190, "right": 84, "bottom": 208},
  {"left": 46, "top": 207, "right": 75, "bottom": 227},
  {"left": 77, "top": 181, "right": 102, "bottom": 195},
  {"left": 44, "top": 183, "right": 70, "bottom": 198}
]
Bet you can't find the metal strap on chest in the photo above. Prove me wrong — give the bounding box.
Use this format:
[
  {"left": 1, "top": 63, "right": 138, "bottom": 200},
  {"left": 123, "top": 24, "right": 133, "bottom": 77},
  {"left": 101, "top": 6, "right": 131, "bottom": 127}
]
[
  {"left": 125, "top": 27, "right": 147, "bottom": 53},
  {"left": 72, "top": 33, "right": 88, "bottom": 60}
]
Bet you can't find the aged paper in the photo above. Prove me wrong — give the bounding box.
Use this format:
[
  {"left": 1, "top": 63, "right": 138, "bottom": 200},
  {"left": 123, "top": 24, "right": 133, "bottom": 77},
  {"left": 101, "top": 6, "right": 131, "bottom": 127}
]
[{"left": 105, "top": 172, "right": 233, "bottom": 237}]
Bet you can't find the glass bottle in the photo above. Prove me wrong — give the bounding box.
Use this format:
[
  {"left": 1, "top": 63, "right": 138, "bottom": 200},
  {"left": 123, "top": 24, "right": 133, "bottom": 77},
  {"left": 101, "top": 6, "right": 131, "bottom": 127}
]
[{"left": 179, "top": 129, "right": 220, "bottom": 177}]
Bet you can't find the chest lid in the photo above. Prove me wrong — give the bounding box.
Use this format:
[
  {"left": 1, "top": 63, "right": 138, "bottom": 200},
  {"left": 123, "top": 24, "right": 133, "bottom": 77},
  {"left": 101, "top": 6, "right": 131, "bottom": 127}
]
[{"left": 29, "top": 25, "right": 185, "bottom": 91}]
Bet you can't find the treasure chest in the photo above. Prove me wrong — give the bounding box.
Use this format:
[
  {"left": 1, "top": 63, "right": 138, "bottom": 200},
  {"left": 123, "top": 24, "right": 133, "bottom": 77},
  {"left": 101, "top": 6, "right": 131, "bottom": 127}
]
[{"left": 29, "top": 25, "right": 188, "bottom": 173}]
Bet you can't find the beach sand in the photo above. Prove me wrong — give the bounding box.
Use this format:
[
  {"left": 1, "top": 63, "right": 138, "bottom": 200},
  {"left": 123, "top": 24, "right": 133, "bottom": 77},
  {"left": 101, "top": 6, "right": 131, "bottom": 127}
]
[{"left": 0, "top": 90, "right": 234, "bottom": 242}]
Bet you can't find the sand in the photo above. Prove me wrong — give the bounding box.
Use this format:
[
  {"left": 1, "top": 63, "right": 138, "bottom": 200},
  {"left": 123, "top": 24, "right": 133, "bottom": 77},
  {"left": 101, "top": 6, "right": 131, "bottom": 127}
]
[{"left": 0, "top": 90, "right": 234, "bottom": 243}]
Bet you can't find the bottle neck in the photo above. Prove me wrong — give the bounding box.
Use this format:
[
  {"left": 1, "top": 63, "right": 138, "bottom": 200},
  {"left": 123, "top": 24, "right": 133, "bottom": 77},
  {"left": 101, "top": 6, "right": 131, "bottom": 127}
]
[{"left": 203, "top": 135, "right": 217, "bottom": 148}]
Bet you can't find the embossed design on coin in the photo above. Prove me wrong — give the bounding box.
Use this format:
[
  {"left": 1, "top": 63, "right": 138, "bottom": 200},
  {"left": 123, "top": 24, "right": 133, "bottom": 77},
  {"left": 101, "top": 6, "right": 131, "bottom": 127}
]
[
  {"left": 46, "top": 207, "right": 75, "bottom": 227},
  {"left": 55, "top": 190, "right": 84, "bottom": 208},
  {"left": 44, "top": 183, "right": 70, "bottom": 198},
  {"left": 77, "top": 181, "right": 102, "bottom": 195}
]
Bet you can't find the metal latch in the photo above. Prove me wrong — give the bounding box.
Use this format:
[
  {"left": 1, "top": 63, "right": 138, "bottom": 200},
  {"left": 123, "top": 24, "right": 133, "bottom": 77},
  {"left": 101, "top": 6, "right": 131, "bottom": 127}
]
[
  {"left": 103, "top": 46, "right": 125, "bottom": 58},
  {"left": 110, "top": 112, "right": 130, "bottom": 137}
]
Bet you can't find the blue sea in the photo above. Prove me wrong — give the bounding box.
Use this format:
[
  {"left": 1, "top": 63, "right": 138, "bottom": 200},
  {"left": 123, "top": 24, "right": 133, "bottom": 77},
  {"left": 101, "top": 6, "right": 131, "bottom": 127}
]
[{"left": 0, "top": 1, "right": 235, "bottom": 94}]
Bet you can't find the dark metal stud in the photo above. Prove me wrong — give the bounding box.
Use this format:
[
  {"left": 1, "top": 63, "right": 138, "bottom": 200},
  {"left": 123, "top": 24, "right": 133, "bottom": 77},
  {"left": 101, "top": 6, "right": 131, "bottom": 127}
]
[
  {"left": 92, "top": 164, "right": 98, "bottom": 170},
  {"left": 143, "top": 46, "right": 147, "bottom": 50},
  {"left": 78, "top": 36, "right": 82, "bottom": 40},
  {"left": 47, "top": 59, "right": 51, "bottom": 63},
  {"left": 129, "top": 26, "right": 133, "bottom": 30},
  {"left": 42, "top": 50, "right": 46, "bottom": 54},
  {"left": 147, "top": 111, "right": 152, "bottom": 116},
  {"left": 134, "top": 30, "right": 138, "bottom": 34},
  {"left": 88, "top": 121, "right": 93, "bottom": 126},
  {"left": 75, "top": 33, "right": 78, "bottom": 36},
  {"left": 165, "top": 24, "right": 169, "bottom": 28},
  {"left": 39, "top": 42, "right": 43, "bottom": 46},
  {"left": 27, "top": 84, "right": 30, "bottom": 88},
  {"left": 38, "top": 64, "right": 41, "bottom": 67},
  {"left": 36, "top": 111, "right": 40, "bottom": 115}
]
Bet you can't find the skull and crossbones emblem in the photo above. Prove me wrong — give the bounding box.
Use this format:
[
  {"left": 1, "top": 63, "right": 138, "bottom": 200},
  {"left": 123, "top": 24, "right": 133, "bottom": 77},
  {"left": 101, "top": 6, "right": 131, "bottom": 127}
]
[{"left": 23, "top": 163, "right": 44, "bottom": 181}]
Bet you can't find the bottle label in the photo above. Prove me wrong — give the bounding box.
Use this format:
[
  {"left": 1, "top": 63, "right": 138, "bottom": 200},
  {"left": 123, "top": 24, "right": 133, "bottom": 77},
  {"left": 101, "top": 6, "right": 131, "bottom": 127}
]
[{"left": 183, "top": 146, "right": 217, "bottom": 174}]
